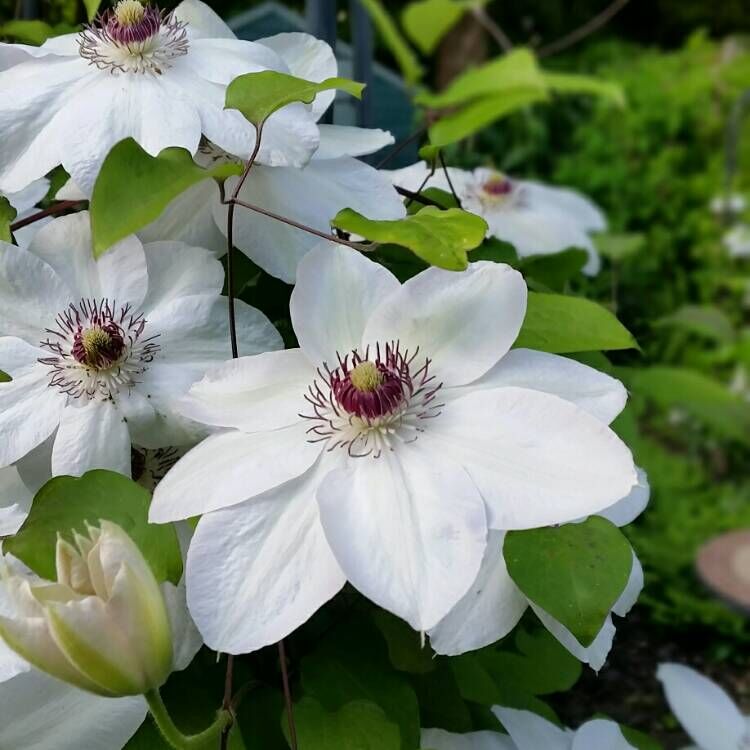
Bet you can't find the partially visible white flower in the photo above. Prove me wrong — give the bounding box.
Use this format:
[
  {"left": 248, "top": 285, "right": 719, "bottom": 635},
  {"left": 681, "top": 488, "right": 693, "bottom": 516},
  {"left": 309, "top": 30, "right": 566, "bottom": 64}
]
[
  {"left": 0, "top": 669, "right": 146, "bottom": 750},
  {"left": 657, "top": 663, "right": 750, "bottom": 750},
  {"left": 0, "top": 466, "right": 33, "bottom": 537},
  {"left": 723, "top": 224, "right": 750, "bottom": 258},
  {"left": 422, "top": 726, "right": 516, "bottom": 749},
  {"left": 491, "top": 707, "right": 636, "bottom": 749},
  {"left": 0, "top": 211, "right": 282, "bottom": 477},
  {"left": 429, "top": 470, "right": 649, "bottom": 670},
  {"left": 0, "top": 0, "right": 328, "bottom": 194},
  {"left": 150, "top": 243, "right": 636, "bottom": 655},
  {"left": 135, "top": 3, "right": 406, "bottom": 283},
  {"left": 388, "top": 162, "right": 606, "bottom": 275},
  {"left": 710, "top": 193, "right": 746, "bottom": 217},
  {"left": 3, "top": 177, "right": 50, "bottom": 247}
]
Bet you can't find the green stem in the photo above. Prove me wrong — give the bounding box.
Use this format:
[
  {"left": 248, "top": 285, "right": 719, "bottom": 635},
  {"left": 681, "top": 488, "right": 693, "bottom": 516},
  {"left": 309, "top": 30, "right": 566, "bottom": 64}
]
[{"left": 145, "top": 689, "right": 232, "bottom": 750}]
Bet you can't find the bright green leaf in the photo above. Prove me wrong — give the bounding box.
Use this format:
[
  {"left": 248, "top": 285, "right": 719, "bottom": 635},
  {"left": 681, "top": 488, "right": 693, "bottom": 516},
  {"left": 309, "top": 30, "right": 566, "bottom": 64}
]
[
  {"left": 6, "top": 470, "right": 182, "bottom": 584},
  {"left": 90, "top": 138, "right": 242, "bottom": 257},
  {"left": 418, "top": 144, "right": 441, "bottom": 162},
  {"left": 655, "top": 305, "right": 735, "bottom": 344},
  {"left": 417, "top": 49, "right": 546, "bottom": 109},
  {"left": 0, "top": 19, "right": 62, "bottom": 45},
  {"left": 284, "top": 699, "right": 400, "bottom": 750},
  {"left": 515, "top": 292, "right": 639, "bottom": 353},
  {"left": 504, "top": 517, "right": 634, "bottom": 647},
  {"left": 405, "top": 187, "right": 458, "bottom": 215},
  {"left": 428, "top": 88, "right": 548, "bottom": 147},
  {"left": 359, "top": 0, "right": 424, "bottom": 84},
  {"left": 83, "top": 0, "right": 102, "bottom": 22},
  {"left": 332, "top": 206, "right": 487, "bottom": 270},
  {"left": 0, "top": 196, "right": 17, "bottom": 243},
  {"left": 225, "top": 71, "right": 364, "bottom": 127},
  {"left": 402, "top": 0, "right": 465, "bottom": 55},
  {"left": 544, "top": 71, "right": 626, "bottom": 107},
  {"left": 627, "top": 367, "right": 750, "bottom": 443},
  {"left": 593, "top": 232, "right": 646, "bottom": 261}
]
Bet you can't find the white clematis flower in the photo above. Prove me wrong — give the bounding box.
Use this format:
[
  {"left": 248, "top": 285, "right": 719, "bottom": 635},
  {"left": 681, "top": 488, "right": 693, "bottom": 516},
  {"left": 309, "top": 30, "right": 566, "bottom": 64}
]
[
  {"left": 422, "top": 726, "right": 516, "bottom": 749},
  {"left": 657, "top": 663, "right": 750, "bottom": 750},
  {"left": 133, "top": 0, "right": 406, "bottom": 283},
  {"left": 0, "top": 211, "right": 281, "bottom": 477},
  {"left": 388, "top": 162, "right": 606, "bottom": 275},
  {"left": 150, "top": 243, "right": 637, "bottom": 655},
  {"left": 724, "top": 224, "right": 750, "bottom": 259},
  {"left": 429, "top": 470, "right": 649, "bottom": 670},
  {"left": 0, "top": 0, "right": 330, "bottom": 195}
]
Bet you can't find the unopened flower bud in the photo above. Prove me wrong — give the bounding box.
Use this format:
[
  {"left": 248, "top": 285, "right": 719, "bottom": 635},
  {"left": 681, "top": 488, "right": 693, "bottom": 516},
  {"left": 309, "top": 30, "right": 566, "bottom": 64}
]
[{"left": 0, "top": 520, "right": 173, "bottom": 697}]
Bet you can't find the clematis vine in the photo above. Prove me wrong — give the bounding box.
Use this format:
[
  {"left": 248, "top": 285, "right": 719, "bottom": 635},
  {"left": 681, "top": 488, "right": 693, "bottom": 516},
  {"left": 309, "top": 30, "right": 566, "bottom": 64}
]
[
  {"left": 0, "top": 211, "right": 281, "bottom": 478},
  {"left": 657, "top": 663, "right": 750, "bottom": 750},
  {"left": 388, "top": 162, "right": 606, "bottom": 274},
  {"left": 150, "top": 243, "right": 637, "bottom": 655},
  {"left": 0, "top": 0, "right": 332, "bottom": 195},
  {"left": 429, "top": 470, "right": 649, "bottom": 670}
]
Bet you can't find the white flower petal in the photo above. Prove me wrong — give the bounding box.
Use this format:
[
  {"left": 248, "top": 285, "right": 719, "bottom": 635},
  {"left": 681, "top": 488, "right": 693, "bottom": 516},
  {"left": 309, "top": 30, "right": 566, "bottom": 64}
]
[
  {"left": 161, "top": 580, "right": 202, "bottom": 672},
  {"left": 317, "top": 442, "right": 487, "bottom": 630},
  {"left": 0, "top": 670, "right": 146, "bottom": 750},
  {"left": 51, "top": 401, "right": 131, "bottom": 477},
  {"left": 421, "top": 728, "right": 516, "bottom": 750},
  {"left": 0, "top": 364, "right": 63, "bottom": 467},
  {"left": 226, "top": 157, "right": 405, "bottom": 283},
  {"left": 456, "top": 349, "right": 626, "bottom": 425},
  {"left": 424, "top": 388, "right": 637, "bottom": 530},
  {"left": 186, "top": 460, "right": 346, "bottom": 654},
  {"left": 657, "top": 664, "right": 745, "bottom": 750},
  {"left": 599, "top": 468, "right": 650, "bottom": 527},
  {"left": 429, "top": 531, "right": 526, "bottom": 656},
  {"left": 150, "top": 422, "right": 320, "bottom": 522},
  {"left": 140, "top": 241, "right": 224, "bottom": 313},
  {"left": 387, "top": 161, "right": 472, "bottom": 196},
  {"left": 0, "top": 465, "right": 34, "bottom": 536},
  {"left": 5, "top": 177, "right": 50, "bottom": 214},
  {"left": 118, "top": 388, "right": 199, "bottom": 450},
  {"left": 0, "top": 241, "right": 69, "bottom": 342},
  {"left": 173, "top": 0, "right": 235, "bottom": 39},
  {"left": 179, "top": 349, "right": 314, "bottom": 432},
  {"left": 28, "top": 212, "right": 148, "bottom": 309},
  {"left": 492, "top": 707, "right": 570, "bottom": 750},
  {"left": 572, "top": 720, "right": 635, "bottom": 750},
  {"left": 522, "top": 181, "right": 607, "bottom": 232},
  {"left": 290, "top": 243, "right": 399, "bottom": 364},
  {"left": 612, "top": 552, "right": 644, "bottom": 617},
  {"left": 315, "top": 125, "right": 395, "bottom": 160},
  {"left": 364, "top": 262, "right": 527, "bottom": 387},
  {"left": 0, "top": 336, "right": 45, "bottom": 376},
  {"left": 256, "top": 32, "right": 337, "bottom": 120}
]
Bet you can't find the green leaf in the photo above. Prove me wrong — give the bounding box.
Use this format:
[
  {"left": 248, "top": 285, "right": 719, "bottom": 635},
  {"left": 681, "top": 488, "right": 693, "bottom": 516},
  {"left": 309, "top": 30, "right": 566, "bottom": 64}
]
[
  {"left": 332, "top": 206, "right": 487, "bottom": 270},
  {"left": 519, "top": 249, "right": 589, "bottom": 291},
  {"left": 0, "top": 370, "right": 9, "bottom": 383},
  {"left": 225, "top": 71, "right": 364, "bottom": 127},
  {"left": 593, "top": 232, "right": 646, "bottom": 261},
  {"left": 83, "top": 0, "right": 102, "bottom": 22},
  {"left": 91, "top": 138, "right": 241, "bottom": 257},
  {"left": 543, "top": 71, "right": 626, "bottom": 107},
  {"left": 402, "top": 0, "right": 466, "bottom": 55},
  {"left": 409, "top": 661, "right": 472, "bottom": 733},
  {"left": 428, "top": 88, "right": 548, "bottom": 148},
  {"left": 655, "top": 305, "right": 735, "bottom": 344},
  {"left": 405, "top": 187, "right": 458, "bottom": 215},
  {"left": 627, "top": 367, "right": 750, "bottom": 443},
  {"left": 504, "top": 517, "right": 634, "bottom": 647},
  {"left": 515, "top": 292, "right": 639, "bottom": 353},
  {"left": 0, "top": 196, "right": 17, "bottom": 243},
  {"left": 621, "top": 725, "right": 664, "bottom": 750},
  {"left": 417, "top": 49, "right": 546, "bottom": 109},
  {"left": 0, "top": 19, "right": 65, "bottom": 45},
  {"left": 372, "top": 610, "right": 435, "bottom": 674},
  {"left": 6, "top": 470, "right": 182, "bottom": 584},
  {"left": 359, "top": 0, "right": 423, "bottom": 84},
  {"left": 284, "top": 699, "right": 400, "bottom": 750}
]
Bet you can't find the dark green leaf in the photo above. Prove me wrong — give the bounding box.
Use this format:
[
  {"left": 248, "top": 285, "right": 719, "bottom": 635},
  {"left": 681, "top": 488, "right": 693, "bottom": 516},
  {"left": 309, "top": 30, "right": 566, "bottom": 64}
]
[
  {"left": 593, "top": 232, "right": 646, "bottom": 262},
  {"left": 332, "top": 206, "right": 487, "bottom": 270},
  {"left": 515, "top": 292, "right": 639, "bottom": 353},
  {"left": 6, "top": 470, "right": 182, "bottom": 584},
  {"left": 91, "top": 138, "right": 241, "bottom": 257},
  {"left": 225, "top": 72, "right": 364, "bottom": 127},
  {"left": 621, "top": 725, "right": 664, "bottom": 750},
  {"left": 504, "top": 517, "right": 634, "bottom": 647},
  {"left": 372, "top": 610, "right": 435, "bottom": 674},
  {"left": 519, "top": 249, "right": 589, "bottom": 291},
  {"left": 284, "top": 699, "right": 400, "bottom": 750},
  {"left": 0, "top": 370, "right": 10, "bottom": 383},
  {"left": 655, "top": 305, "right": 735, "bottom": 344},
  {"left": 0, "top": 196, "right": 17, "bottom": 243},
  {"left": 409, "top": 661, "right": 472, "bottom": 733}
]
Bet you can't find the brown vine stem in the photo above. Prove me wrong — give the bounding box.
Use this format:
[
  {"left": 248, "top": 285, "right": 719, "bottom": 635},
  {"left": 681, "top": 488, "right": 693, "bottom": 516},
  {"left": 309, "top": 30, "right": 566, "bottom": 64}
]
[
  {"left": 9, "top": 200, "right": 85, "bottom": 232},
  {"left": 219, "top": 654, "right": 235, "bottom": 750},
  {"left": 278, "top": 641, "right": 298, "bottom": 750},
  {"left": 375, "top": 126, "right": 426, "bottom": 170},
  {"left": 439, "top": 152, "right": 462, "bottom": 208},
  {"left": 470, "top": 4, "right": 513, "bottom": 52},
  {"left": 537, "top": 0, "right": 631, "bottom": 58}
]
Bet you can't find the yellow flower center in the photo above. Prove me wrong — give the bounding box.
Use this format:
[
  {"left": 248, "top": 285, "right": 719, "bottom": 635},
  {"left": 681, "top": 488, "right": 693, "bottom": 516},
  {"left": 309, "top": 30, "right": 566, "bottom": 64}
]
[
  {"left": 349, "top": 361, "right": 384, "bottom": 393},
  {"left": 81, "top": 326, "right": 114, "bottom": 363},
  {"left": 114, "top": 0, "right": 146, "bottom": 27}
]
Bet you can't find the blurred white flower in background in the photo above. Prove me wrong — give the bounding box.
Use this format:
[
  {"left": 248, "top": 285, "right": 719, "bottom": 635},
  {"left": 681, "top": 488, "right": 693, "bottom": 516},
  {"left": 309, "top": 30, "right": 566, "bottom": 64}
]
[
  {"left": 710, "top": 193, "right": 746, "bottom": 218},
  {"left": 723, "top": 224, "right": 750, "bottom": 258},
  {"left": 388, "top": 162, "right": 606, "bottom": 274}
]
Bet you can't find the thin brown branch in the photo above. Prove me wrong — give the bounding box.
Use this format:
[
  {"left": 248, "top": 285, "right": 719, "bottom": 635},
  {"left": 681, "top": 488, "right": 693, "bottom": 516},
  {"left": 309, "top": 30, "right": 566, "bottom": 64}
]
[
  {"left": 10, "top": 200, "right": 85, "bottom": 232},
  {"left": 470, "top": 5, "right": 513, "bottom": 52},
  {"left": 439, "top": 152, "right": 462, "bottom": 208},
  {"left": 537, "top": 0, "right": 631, "bottom": 58},
  {"left": 375, "top": 127, "right": 426, "bottom": 170},
  {"left": 219, "top": 655, "right": 235, "bottom": 750},
  {"left": 278, "top": 641, "right": 297, "bottom": 750}
]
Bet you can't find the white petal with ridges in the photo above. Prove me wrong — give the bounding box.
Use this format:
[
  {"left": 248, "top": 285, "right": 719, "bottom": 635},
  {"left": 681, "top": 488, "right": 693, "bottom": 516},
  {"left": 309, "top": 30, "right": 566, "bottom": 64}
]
[
  {"left": 315, "top": 125, "right": 395, "bottom": 159},
  {"left": 493, "top": 707, "right": 570, "bottom": 750}
]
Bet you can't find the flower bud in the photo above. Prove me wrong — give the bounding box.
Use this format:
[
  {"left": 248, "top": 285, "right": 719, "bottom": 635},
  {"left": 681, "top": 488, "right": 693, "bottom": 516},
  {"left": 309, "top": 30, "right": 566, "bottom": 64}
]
[{"left": 0, "top": 521, "right": 173, "bottom": 697}]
